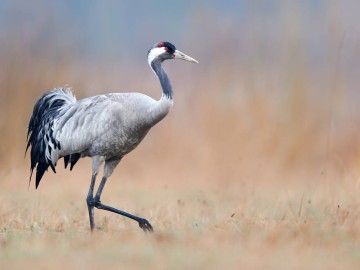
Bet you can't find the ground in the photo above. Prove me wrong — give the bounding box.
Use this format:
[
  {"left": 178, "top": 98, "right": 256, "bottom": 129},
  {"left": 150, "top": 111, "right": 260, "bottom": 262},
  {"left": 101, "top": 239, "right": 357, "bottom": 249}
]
[{"left": 1, "top": 164, "right": 360, "bottom": 270}]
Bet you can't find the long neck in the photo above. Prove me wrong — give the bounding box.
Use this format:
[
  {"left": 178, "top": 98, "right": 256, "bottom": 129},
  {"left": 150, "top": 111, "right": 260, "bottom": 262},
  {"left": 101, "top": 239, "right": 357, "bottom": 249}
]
[
  {"left": 151, "top": 59, "right": 173, "bottom": 100},
  {"left": 145, "top": 59, "right": 174, "bottom": 127}
]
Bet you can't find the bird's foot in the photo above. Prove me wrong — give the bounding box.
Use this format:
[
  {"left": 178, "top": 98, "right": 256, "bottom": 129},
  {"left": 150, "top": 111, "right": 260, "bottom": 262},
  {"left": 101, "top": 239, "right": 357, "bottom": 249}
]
[{"left": 138, "top": 218, "right": 153, "bottom": 233}]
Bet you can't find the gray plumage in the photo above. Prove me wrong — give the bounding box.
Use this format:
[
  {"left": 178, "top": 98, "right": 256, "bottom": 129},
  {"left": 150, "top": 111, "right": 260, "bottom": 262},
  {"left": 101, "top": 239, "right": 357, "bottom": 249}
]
[{"left": 26, "top": 41, "right": 198, "bottom": 232}]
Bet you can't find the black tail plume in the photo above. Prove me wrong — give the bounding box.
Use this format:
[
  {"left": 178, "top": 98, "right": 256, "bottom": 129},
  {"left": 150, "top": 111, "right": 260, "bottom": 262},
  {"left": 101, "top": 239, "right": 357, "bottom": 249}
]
[{"left": 26, "top": 88, "right": 76, "bottom": 189}]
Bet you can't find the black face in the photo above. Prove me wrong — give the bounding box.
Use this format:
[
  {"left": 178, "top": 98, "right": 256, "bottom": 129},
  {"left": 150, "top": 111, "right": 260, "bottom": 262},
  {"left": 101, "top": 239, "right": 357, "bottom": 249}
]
[{"left": 148, "top": 41, "right": 176, "bottom": 61}]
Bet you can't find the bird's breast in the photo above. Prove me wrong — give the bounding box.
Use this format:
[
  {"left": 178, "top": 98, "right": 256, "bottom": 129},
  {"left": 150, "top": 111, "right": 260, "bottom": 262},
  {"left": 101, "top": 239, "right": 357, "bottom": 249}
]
[{"left": 85, "top": 124, "right": 151, "bottom": 159}]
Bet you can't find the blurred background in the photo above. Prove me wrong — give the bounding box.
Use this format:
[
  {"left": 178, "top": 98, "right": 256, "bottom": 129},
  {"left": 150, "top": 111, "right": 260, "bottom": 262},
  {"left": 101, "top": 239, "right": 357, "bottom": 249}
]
[{"left": 1, "top": 0, "right": 360, "bottom": 189}]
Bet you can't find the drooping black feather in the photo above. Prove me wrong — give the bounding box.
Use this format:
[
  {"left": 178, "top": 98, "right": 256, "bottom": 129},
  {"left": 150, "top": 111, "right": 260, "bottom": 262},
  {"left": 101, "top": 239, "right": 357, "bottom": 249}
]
[
  {"left": 69, "top": 153, "right": 81, "bottom": 171},
  {"left": 64, "top": 155, "right": 70, "bottom": 169},
  {"left": 26, "top": 88, "right": 76, "bottom": 189},
  {"left": 63, "top": 153, "right": 80, "bottom": 171},
  {"left": 36, "top": 162, "right": 48, "bottom": 189}
]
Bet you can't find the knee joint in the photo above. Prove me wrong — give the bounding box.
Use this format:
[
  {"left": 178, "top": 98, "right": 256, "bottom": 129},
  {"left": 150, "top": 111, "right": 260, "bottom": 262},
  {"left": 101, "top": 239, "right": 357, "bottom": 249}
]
[{"left": 94, "top": 195, "right": 101, "bottom": 204}]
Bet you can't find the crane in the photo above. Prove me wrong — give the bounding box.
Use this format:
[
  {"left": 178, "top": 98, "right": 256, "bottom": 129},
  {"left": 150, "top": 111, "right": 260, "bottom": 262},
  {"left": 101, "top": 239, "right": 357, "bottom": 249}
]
[{"left": 26, "top": 42, "right": 198, "bottom": 233}]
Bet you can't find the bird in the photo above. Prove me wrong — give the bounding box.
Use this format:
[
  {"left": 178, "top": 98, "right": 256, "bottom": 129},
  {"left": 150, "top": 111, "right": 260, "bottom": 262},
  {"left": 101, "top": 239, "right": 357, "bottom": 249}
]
[{"left": 25, "top": 41, "right": 198, "bottom": 233}]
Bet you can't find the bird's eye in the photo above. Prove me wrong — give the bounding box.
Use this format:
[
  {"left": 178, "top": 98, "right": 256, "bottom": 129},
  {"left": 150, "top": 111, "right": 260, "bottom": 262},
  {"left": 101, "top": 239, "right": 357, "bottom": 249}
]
[{"left": 164, "top": 47, "right": 169, "bottom": 51}]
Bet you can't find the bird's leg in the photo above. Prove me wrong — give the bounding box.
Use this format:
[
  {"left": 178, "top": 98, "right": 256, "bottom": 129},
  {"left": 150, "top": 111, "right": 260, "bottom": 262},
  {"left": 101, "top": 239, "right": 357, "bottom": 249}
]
[
  {"left": 86, "top": 173, "right": 97, "bottom": 231},
  {"left": 86, "top": 156, "right": 105, "bottom": 231},
  {"left": 94, "top": 196, "right": 154, "bottom": 233},
  {"left": 93, "top": 159, "right": 154, "bottom": 233}
]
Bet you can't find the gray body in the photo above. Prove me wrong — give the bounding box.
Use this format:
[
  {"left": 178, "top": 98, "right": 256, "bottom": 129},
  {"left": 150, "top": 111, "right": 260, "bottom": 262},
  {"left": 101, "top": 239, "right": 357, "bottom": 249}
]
[{"left": 54, "top": 92, "right": 172, "bottom": 163}]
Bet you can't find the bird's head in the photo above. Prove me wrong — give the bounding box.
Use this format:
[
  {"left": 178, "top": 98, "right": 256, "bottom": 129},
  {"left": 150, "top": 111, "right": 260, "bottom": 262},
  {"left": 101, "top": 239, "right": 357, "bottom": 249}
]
[{"left": 147, "top": 42, "right": 198, "bottom": 66}]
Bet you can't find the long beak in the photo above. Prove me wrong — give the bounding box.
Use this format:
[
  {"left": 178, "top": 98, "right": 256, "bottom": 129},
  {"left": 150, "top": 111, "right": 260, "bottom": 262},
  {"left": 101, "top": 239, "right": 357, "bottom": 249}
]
[{"left": 173, "top": 50, "right": 199, "bottom": 64}]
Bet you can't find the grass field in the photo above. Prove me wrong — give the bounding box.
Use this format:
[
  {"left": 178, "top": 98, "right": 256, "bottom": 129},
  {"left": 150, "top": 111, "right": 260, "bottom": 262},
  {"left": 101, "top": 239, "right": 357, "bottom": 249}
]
[{"left": 1, "top": 167, "right": 360, "bottom": 269}]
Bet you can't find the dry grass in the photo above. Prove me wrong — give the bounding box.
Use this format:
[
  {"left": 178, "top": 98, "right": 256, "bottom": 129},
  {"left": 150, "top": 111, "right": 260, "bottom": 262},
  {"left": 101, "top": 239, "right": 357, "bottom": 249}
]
[{"left": 1, "top": 169, "right": 360, "bottom": 269}]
